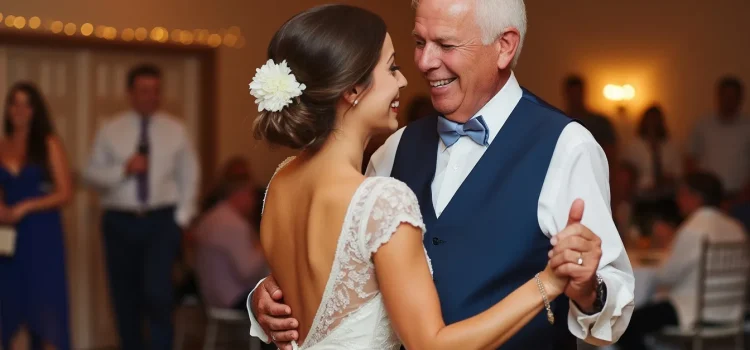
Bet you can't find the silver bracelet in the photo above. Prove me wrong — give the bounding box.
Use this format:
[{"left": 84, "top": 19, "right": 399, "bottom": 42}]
[{"left": 534, "top": 273, "right": 554, "bottom": 325}]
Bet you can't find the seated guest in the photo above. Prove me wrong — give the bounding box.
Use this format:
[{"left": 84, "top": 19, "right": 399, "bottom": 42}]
[
  {"left": 618, "top": 172, "right": 747, "bottom": 349},
  {"left": 201, "top": 156, "right": 253, "bottom": 213},
  {"left": 194, "top": 178, "right": 267, "bottom": 310}
]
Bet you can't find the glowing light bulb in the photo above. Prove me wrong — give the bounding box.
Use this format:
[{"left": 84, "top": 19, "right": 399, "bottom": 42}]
[
  {"left": 29, "top": 16, "right": 41, "bottom": 29},
  {"left": 63, "top": 23, "right": 77, "bottom": 36},
  {"left": 81, "top": 23, "right": 94, "bottom": 36}
]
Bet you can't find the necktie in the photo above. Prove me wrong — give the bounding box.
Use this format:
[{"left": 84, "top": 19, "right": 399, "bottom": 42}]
[
  {"left": 137, "top": 116, "right": 150, "bottom": 205},
  {"left": 437, "top": 115, "right": 490, "bottom": 148}
]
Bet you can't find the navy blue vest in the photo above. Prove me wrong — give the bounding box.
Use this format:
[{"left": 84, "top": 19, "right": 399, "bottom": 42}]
[{"left": 391, "top": 89, "right": 577, "bottom": 350}]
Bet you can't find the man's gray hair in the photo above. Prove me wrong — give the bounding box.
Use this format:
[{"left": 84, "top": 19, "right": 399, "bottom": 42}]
[{"left": 412, "top": 0, "right": 527, "bottom": 68}]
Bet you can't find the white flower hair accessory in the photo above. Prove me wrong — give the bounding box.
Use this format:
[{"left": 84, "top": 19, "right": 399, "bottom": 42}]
[{"left": 249, "top": 59, "right": 307, "bottom": 113}]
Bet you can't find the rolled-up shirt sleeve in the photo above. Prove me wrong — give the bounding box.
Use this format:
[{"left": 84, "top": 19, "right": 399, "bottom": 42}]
[{"left": 538, "top": 123, "right": 635, "bottom": 345}]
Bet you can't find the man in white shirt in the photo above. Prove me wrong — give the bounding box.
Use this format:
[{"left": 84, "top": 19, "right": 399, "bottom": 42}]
[
  {"left": 618, "top": 172, "right": 747, "bottom": 349},
  {"left": 83, "top": 64, "right": 200, "bottom": 350},
  {"left": 249, "top": 1, "right": 633, "bottom": 349},
  {"left": 687, "top": 77, "right": 750, "bottom": 204},
  {"left": 194, "top": 178, "right": 267, "bottom": 310}
]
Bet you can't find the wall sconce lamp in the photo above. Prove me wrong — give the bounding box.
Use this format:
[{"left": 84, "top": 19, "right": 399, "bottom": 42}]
[
  {"left": 603, "top": 84, "right": 636, "bottom": 102},
  {"left": 603, "top": 84, "right": 636, "bottom": 121}
]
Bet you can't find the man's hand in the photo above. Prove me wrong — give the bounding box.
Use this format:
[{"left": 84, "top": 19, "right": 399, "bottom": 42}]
[
  {"left": 252, "top": 276, "right": 299, "bottom": 350},
  {"left": 548, "top": 199, "right": 602, "bottom": 314},
  {"left": 125, "top": 154, "right": 148, "bottom": 175}
]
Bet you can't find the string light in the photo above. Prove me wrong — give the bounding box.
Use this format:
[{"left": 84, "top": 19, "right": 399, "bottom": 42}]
[
  {"left": 134, "top": 27, "right": 147, "bottom": 41},
  {"left": 103, "top": 27, "right": 116, "bottom": 40},
  {"left": 81, "top": 23, "right": 94, "bottom": 36},
  {"left": 207, "top": 33, "right": 222, "bottom": 47},
  {"left": 50, "top": 21, "right": 63, "bottom": 34},
  {"left": 13, "top": 16, "right": 26, "bottom": 29},
  {"left": 63, "top": 23, "right": 76, "bottom": 36},
  {"left": 150, "top": 27, "right": 167, "bottom": 42},
  {"left": 170, "top": 29, "right": 182, "bottom": 42},
  {"left": 28, "top": 16, "right": 40, "bottom": 29},
  {"left": 235, "top": 36, "right": 246, "bottom": 49},
  {"left": 0, "top": 12, "right": 246, "bottom": 48},
  {"left": 223, "top": 33, "right": 238, "bottom": 47},
  {"left": 122, "top": 28, "right": 135, "bottom": 41},
  {"left": 180, "top": 31, "right": 194, "bottom": 45}
]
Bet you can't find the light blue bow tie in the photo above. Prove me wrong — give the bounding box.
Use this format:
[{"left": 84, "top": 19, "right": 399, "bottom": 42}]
[{"left": 437, "top": 115, "right": 490, "bottom": 148}]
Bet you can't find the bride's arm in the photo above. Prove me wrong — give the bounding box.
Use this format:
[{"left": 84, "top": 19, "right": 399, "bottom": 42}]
[{"left": 374, "top": 223, "right": 565, "bottom": 350}]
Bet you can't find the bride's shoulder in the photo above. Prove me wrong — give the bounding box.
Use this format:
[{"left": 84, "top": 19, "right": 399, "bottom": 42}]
[{"left": 363, "top": 177, "right": 419, "bottom": 204}]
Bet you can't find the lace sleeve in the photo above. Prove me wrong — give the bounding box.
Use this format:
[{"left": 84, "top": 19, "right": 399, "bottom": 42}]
[{"left": 361, "top": 178, "right": 426, "bottom": 257}]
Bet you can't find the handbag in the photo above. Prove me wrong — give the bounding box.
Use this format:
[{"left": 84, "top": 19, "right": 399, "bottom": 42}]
[{"left": 0, "top": 225, "right": 17, "bottom": 256}]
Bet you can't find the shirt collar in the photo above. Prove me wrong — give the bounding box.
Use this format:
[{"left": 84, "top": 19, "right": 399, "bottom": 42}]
[
  {"left": 476, "top": 71, "right": 523, "bottom": 145},
  {"left": 438, "top": 71, "right": 523, "bottom": 148}
]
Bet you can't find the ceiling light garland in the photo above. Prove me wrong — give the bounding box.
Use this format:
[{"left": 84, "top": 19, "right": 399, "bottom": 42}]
[{"left": 0, "top": 11, "right": 245, "bottom": 49}]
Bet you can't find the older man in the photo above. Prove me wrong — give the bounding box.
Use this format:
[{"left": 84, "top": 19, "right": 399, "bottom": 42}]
[{"left": 249, "top": 0, "right": 634, "bottom": 349}]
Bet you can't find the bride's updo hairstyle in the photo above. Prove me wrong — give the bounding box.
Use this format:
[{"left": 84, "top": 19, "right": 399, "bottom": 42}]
[{"left": 253, "top": 5, "right": 388, "bottom": 150}]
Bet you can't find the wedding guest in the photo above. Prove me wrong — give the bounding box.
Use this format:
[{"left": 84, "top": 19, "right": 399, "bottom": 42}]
[
  {"left": 83, "top": 64, "right": 200, "bottom": 350},
  {"left": 0, "top": 82, "right": 72, "bottom": 350},
  {"left": 618, "top": 172, "right": 747, "bottom": 349}
]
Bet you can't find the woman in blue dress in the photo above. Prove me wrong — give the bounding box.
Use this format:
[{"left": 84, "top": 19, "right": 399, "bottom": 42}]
[{"left": 0, "top": 82, "right": 72, "bottom": 350}]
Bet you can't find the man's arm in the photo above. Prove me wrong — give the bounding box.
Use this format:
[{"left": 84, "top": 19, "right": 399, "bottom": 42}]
[
  {"left": 174, "top": 126, "right": 200, "bottom": 227},
  {"left": 539, "top": 123, "right": 635, "bottom": 345},
  {"left": 83, "top": 123, "right": 126, "bottom": 189},
  {"left": 656, "top": 226, "right": 700, "bottom": 287}
]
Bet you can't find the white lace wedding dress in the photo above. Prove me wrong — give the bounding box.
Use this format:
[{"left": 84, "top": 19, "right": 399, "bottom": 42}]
[{"left": 264, "top": 157, "right": 431, "bottom": 350}]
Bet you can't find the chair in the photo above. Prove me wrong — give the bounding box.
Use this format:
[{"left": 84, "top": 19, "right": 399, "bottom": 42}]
[
  {"left": 203, "top": 307, "right": 261, "bottom": 350},
  {"left": 656, "top": 238, "right": 750, "bottom": 350},
  {"left": 194, "top": 245, "right": 262, "bottom": 350},
  {"left": 174, "top": 294, "right": 202, "bottom": 350}
]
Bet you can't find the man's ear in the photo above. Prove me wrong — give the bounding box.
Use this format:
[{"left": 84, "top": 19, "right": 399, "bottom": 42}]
[{"left": 495, "top": 28, "right": 521, "bottom": 70}]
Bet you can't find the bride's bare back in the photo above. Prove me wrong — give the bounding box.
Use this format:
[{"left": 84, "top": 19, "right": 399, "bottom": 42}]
[{"left": 260, "top": 157, "right": 365, "bottom": 344}]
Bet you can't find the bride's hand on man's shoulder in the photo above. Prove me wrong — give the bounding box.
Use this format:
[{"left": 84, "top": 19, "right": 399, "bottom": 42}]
[{"left": 253, "top": 276, "right": 300, "bottom": 349}]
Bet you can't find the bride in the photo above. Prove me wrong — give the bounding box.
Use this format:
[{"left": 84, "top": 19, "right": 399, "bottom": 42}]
[{"left": 252, "top": 5, "right": 568, "bottom": 349}]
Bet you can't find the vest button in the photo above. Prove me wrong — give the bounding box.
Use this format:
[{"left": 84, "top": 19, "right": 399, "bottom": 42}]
[{"left": 432, "top": 237, "right": 441, "bottom": 245}]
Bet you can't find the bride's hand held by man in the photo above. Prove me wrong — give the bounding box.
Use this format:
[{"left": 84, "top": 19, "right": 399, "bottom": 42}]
[{"left": 548, "top": 199, "right": 604, "bottom": 314}]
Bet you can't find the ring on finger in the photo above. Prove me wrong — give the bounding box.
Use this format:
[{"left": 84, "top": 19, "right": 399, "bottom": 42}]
[{"left": 576, "top": 252, "right": 584, "bottom": 265}]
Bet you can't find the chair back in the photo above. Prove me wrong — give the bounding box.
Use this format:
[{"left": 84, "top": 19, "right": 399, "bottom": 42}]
[{"left": 695, "top": 238, "right": 750, "bottom": 329}]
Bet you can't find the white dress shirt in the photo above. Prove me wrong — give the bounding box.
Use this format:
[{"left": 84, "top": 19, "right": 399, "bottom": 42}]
[
  {"left": 655, "top": 207, "right": 747, "bottom": 330},
  {"left": 624, "top": 138, "right": 682, "bottom": 192},
  {"left": 247, "top": 73, "right": 634, "bottom": 345},
  {"left": 84, "top": 110, "right": 200, "bottom": 227},
  {"left": 366, "top": 73, "right": 634, "bottom": 344},
  {"left": 688, "top": 116, "right": 750, "bottom": 193}
]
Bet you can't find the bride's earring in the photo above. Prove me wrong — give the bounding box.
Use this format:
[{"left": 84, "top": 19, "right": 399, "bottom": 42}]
[{"left": 353, "top": 99, "right": 359, "bottom": 107}]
